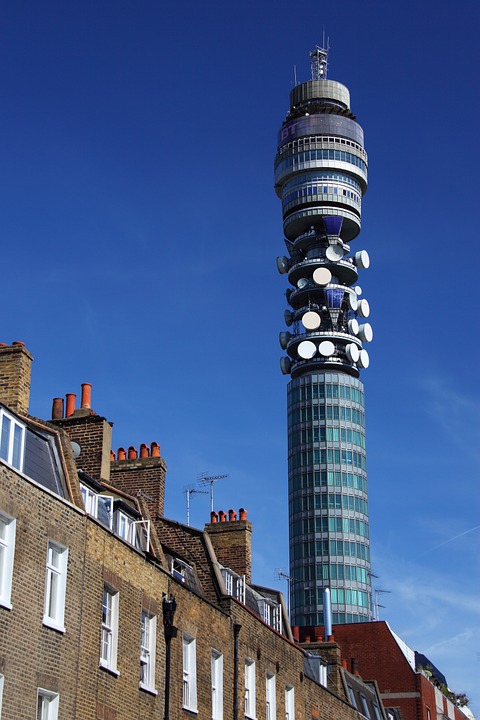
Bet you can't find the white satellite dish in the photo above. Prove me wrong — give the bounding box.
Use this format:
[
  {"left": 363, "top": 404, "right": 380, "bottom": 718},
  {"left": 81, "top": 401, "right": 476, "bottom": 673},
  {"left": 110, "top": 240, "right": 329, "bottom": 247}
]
[
  {"left": 276, "top": 256, "right": 290, "bottom": 274},
  {"left": 312, "top": 267, "right": 332, "bottom": 286},
  {"left": 279, "top": 332, "right": 292, "bottom": 349},
  {"left": 358, "top": 349, "right": 370, "bottom": 368},
  {"left": 297, "top": 278, "right": 309, "bottom": 289},
  {"left": 354, "top": 285, "right": 362, "bottom": 295},
  {"left": 348, "top": 318, "right": 359, "bottom": 335},
  {"left": 357, "top": 323, "right": 373, "bottom": 342},
  {"left": 298, "top": 340, "right": 317, "bottom": 359},
  {"left": 280, "top": 357, "right": 291, "bottom": 375},
  {"left": 345, "top": 343, "right": 360, "bottom": 363},
  {"left": 348, "top": 292, "right": 358, "bottom": 311},
  {"left": 326, "top": 245, "right": 344, "bottom": 261},
  {"left": 284, "top": 310, "right": 294, "bottom": 326},
  {"left": 319, "top": 340, "right": 335, "bottom": 357},
  {"left": 354, "top": 250, "right": 370, "bottom": 269},
  {"left": 302, "top": 311, "right": 321, "bottom": 330},
  {"left": 357, "top": 299, "right": 370, "bottom": 318}
]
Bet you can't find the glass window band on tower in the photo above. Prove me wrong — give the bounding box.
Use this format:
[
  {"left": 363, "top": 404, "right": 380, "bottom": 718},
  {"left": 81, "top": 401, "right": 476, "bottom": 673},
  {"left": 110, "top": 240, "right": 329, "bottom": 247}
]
[{"left": 276, "top": 45, "right": 373, "bottom": 628}]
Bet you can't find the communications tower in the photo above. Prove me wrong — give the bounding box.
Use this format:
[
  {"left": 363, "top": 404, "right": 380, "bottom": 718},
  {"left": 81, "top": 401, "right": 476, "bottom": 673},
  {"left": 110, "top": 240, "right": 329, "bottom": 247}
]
[{"left": 275, "top": 45, "right": 373, "bottom": 627}]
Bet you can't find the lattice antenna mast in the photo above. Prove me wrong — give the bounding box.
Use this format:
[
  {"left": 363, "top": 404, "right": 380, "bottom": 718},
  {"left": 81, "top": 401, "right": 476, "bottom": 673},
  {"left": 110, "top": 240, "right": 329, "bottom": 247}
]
[
  {"left": 274, "top": 568, "right": 291, "bottom": 621},
  {"left": 198, "top": 472, "right": 228, "bottom": 513},
  {"left": 310, "top": 41, "right": 329, "bottom": 80},
  {"left": 374, "top": 588, "right": 392, "bottom": 620}
]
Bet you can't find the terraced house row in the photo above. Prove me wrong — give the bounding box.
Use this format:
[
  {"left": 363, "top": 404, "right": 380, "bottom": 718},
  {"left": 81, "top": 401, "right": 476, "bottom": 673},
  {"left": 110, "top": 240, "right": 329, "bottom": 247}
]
[{"left": 0, "top": 341, "right": 385, "bottom": 720}]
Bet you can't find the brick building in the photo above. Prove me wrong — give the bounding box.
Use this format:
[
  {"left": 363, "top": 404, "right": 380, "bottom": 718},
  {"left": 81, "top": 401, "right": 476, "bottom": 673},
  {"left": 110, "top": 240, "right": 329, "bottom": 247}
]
[
  {"left": 0, "top": 341, "right": 385, "bottom": 720},
  {"left": 295, "top": 622, "right": 472, "bottom": 720}
]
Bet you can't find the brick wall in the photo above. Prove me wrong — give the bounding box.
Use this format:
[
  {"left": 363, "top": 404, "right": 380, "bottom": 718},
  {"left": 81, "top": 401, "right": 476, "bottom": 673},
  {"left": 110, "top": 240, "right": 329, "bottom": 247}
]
[
  {"left": 0, "top": 342, "right": 33, "bottom": 415},
  {"left": 52, "top": 413, "right": 113, "bottom": 481},
  {"left": 110, "top": 454, "right": 167, "bottom": 519}
]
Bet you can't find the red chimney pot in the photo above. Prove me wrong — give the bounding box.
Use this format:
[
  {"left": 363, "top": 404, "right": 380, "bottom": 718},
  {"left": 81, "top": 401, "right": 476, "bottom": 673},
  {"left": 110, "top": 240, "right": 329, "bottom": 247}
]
[
  {"left": 140, "top": 443, "right": 149, "bottom": 458},
  {"left": 210, "top": 511, "right": 218, "bottom": 523},
  {"left": 228, "top": 509, "right": 237, "bottom": 521},
  {"left": 65, "top": 393, "right": 76, "bottom": 417},
  {"left": 150, "top": 442, "right": 161, "bottom": 457},
  {"left": 218, "top": 510, "right": 227, "bottom": 523},
  {"left": 239, "top": 508, "right": 247, "bottom": 520},
  {"left": 51, "top": 397, "right": 64, "bottom": 420},
  {"left": 81, "top": 382, "right": 92, "bottom": 409},
  {"left": 128, "top": 446, "right": 137, "bottom": 459},
  {"left": 117, "top": 447, "right": 126, "bottom": 461}
]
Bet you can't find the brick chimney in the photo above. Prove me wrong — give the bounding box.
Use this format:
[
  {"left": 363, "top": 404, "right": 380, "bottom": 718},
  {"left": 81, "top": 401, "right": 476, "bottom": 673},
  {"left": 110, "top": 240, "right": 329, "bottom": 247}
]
[
  {"left": 0, "top": 342, "right": 33, "bottom": 416},
  {"left": 110, "top": 442, "right": 167, "bottom": 518},
  {"left": 205, "top": 508, "right": 252, "bottom": 584},
  {"left": 51, "top": 383, "right": 113, "bottom": 482}
]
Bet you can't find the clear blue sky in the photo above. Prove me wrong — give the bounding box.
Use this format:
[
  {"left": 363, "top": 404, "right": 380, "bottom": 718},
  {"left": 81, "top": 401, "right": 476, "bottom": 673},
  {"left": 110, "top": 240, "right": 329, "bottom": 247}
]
[{"left": 1, "top": 0, "right": 478, "bottom": 710}]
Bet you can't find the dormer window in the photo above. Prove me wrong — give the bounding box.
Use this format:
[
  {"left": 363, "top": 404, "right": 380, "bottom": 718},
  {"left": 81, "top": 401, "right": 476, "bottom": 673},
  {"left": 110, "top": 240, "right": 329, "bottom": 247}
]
[
  {"left": 258, "top": 598, "right": 282, "bottom": 633},
  {"left": 0, "top": 409, "right": 25, "bottom": 471},
  {"left": 221, "top": 568, "right": 246, "bottom": 604},
  {"left": 171, "top": 557, "right": 193, "bottom": 583},
  {"left": 79, "top": 478, "right": 113, "bottom": 530},
  {"left": 113, "top": 501, "right": 150, "bottom": 551}
]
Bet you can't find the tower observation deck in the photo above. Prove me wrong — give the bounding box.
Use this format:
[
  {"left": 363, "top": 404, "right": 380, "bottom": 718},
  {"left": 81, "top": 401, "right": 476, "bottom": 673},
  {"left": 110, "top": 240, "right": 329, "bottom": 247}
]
[{"left": 275, "top": 46, "right": 373, "bottom": 627}]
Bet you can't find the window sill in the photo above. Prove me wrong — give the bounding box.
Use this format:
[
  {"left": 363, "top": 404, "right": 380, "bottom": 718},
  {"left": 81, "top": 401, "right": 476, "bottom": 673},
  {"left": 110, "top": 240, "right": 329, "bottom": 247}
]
[
  {"left": 99, "top": 661, "right": 120, "bottom": 677},
  {"left": 182, "top": 705, "right": 198, "bottom": 714},
  {"left": 139, "top": 683, "right": 158, "bottom": 696},
  {"left": 42, "top": 617, "right": 65, "bottom": 634},
  {"left": 0, "top": 599, "right": 13, "bottom": 611}
]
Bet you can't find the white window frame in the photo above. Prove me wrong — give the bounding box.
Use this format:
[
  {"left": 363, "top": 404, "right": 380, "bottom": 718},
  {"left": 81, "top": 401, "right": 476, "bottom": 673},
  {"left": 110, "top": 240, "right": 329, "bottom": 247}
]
[
  {"left": 100, "top": 586, "right": 119, "bottom": 674},
  {"left": 36, "top": 688, "right": 59, "bottom": 720},
  {"left": 0, "top": 674, "right": 4, "bottom": 719},
  {"left": 80, "top": 483, "right": 97, "bottom": 515},
  {"left": 43, "top": 540, "right": 68, "bottom": 632},
  {"left": 221, "top": 568, "right": 246, "bottom": 603},
  {"left": 211, "top": 649, "right": 223, "bottom": 720},
  {"left": 0, "top": 512, "right": 16, "bottom": 609},
  {"left": 266, "top": 671, "right": 276, "bottom": 720},
  {"left": 182, "top": 633, "right": 198, "bottom": 712},
  {"left": 285, "top": 684, "right": 295, "bottom": 720},
  {"left": 140, "top": 611, "right": 157, "bottom": 694},
  {"left": 0, "top": 409, "right": 25, "bottom": 472},
  {"left": 245, "top": 658, "right": 256, "bottom": 719}
]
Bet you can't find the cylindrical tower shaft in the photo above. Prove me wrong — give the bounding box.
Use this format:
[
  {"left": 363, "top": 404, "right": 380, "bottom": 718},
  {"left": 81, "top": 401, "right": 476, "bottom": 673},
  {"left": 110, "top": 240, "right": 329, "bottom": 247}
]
[{"left": 275, "top": 46, "right": 373, "bottom": 628}]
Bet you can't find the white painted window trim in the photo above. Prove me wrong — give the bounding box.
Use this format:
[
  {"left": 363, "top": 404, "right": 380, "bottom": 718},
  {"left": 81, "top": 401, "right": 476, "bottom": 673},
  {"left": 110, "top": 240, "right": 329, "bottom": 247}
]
[
  {"left": 0, "top": 512, "right": 16, "bottom": 610},
  {"left": 100, "top": 586, "right": 119, "bottom": 675},
  {"left": 43, "top": 540, "right": 68, "bottom": 632},
  {"left": 266, "top": 671, "right": 276, "bottom": 720},
  {"left": 245, "top": 658, "right": 256, "bottom": 719},
  {"left": 36, "top": 688, "right": 59, "bottom": 720},
  {"left": 0, "top": 409, "right": 25, "bottom": 472},
  {"left": 211, "top": 649, "right": 223, "bottom": 720},
  {"left": 285, "top": 684, "right": 295, "bottom": 720},
  {"left": 0, "top": 673, "right": 4, "bottom": 719},
  {"left": 139, "top": 611, "right": 157, "bottom": 694},
  {"left": 182, "top": 633, "right": 198, "bottom": 712}
]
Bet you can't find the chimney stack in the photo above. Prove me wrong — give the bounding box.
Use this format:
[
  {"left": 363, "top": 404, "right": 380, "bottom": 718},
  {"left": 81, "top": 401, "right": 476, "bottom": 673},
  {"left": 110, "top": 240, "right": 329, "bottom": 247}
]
[
  {"left": 0, "top": 342, "right": 33, "bottom": 416},
  {"left": 205, "top": 508, "right": 253, "bottom": 584},
  {"left": 110, "top": 442, "right": 167, "bottom": 519}
]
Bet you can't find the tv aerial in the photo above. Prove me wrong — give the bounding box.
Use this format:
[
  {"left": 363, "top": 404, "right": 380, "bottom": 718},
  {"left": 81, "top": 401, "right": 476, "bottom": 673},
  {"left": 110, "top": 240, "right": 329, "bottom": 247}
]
[
  {"left": 183, "top": 486, "right": 208, "bottom": 526},
  {"left": 198, "top": 472, "right": 228, "bottom": 513}
]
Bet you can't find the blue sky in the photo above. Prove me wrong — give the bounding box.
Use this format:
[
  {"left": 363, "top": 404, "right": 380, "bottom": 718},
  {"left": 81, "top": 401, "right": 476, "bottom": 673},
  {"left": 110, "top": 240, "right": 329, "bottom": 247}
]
[{"left": 1, "top": 0, "right": 479, "bottom": 710}]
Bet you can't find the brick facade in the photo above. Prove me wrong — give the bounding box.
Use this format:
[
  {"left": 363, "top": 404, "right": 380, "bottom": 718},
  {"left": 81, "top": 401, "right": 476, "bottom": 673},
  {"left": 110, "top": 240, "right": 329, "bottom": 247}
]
[
  {"left": 110, "top": 453, "right": 166, "bottom": 519},
  {"left": 0, "top": 342, "right": 33, "bottom": 416},
  {"left": 205, "top": 511, "right": 253, "bottom": 583}
]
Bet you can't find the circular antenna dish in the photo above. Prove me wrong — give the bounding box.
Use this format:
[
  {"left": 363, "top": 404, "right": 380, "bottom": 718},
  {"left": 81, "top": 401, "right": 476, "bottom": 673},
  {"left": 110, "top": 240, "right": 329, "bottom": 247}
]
[
  {"left": 348, "top": 318, "right": 359, "bottom": 335},
  {"left": 348, "top": 292, "right": 358, "bottom": 311},
  {"left": 345, "top": 343, "right": 360, "bottom": 363},
  {"left": 71, "top": 441, "right": 81, "bottom": 459},
  {"left": 279, "top": 331, "right": 292, "bottom": 349},
  {"left": 354, "top": 285, "right": 362, "bottom": 295},
  {"left": 355, "top": 250, "right": 370, "bottom": 269},
  {"left": 326, "top": 245, "right": 344, "bottom": 262},
  {"left": 297, "top": 340, "right": 317, "bottom": 359},
  {"left": 312, "top": 267, "right": 332, "bottom": 286},
  {"left": 357, "top": 299, "right": 370, "bottom": 318},
  {"left": 280, "top": 357, "right": 291, "bottom": 375},
  {"left": 302, "top": 311, "right": 321, "bottom": 330},
  {"left": 284, "top": 309, "right": 294, "bottom": 326},
  {"left": 358, "top": 323, "right": 373, "bottom": 342},
  {"left": 297, "top": 278, "right": 309, "bottom": 289},
  {"left": 319, "top": 340, "right": 335, "bottom": 357},
  {"left": 276, "top": 256, "right": 290, "bottom": 274},
  {"left": 358, "top": 349, "right": 370, "bottom": 368}
]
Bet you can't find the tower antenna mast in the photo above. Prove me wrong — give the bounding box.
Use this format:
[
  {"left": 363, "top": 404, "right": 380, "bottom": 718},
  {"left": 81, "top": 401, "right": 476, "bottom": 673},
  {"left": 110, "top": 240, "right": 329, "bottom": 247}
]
[
  {"left": 310, "top": 40, "right": 329, "bottom": 80},
  {"left": 184, "top": 486, "right": 208, "bottom": 526},
  {"left": 198, "top": 472, "right": 228, "bottom": 513}
]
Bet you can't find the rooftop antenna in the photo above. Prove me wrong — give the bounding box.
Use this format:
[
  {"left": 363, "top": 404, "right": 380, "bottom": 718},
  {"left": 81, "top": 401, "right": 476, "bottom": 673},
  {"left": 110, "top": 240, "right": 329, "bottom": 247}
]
[
  {"left": 274, "top": 568, "right": 291, "bottom": 621},
  {"left": 198, "top": 472, "right": 228, "bottom": 513},
  {"left": 374, "top": 588, "right": 391, "bottom": 620},
  {"left": 293, "top": 64, "right": 297, "bottom": 86},
  {"left": 184, "top": 486, "right": 208, "bottom": 526},
  {"left": 310, "top": 38, "right": 329, "bottom": 80}
]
